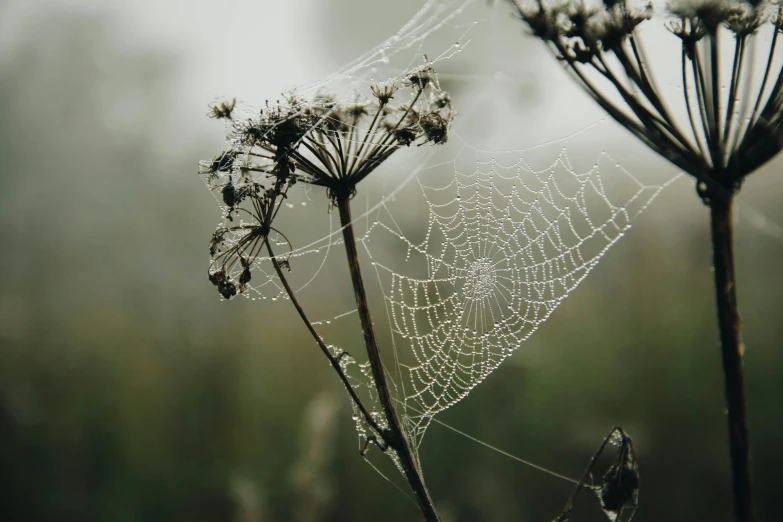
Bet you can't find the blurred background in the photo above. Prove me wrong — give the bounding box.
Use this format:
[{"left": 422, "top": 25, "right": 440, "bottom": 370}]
[{"left": 1, "top": 1, "right": 782, "bottom": 521}]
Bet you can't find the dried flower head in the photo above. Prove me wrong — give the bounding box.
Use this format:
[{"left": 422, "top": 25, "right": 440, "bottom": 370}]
[
  {"left": 203, "top": 175, "right": 293, "bottom": 300},
  {"left": 404, "top": 63, "right": 436, "bottom": 88},
  {"left": 419, "top": 111, "right": 450, "bottom": 144},
  {"left": 208, "top": 269, "right": 237, "bottom": 299},
  {"left": 200, "top": 100, "right": 302, "bottom": 298},
  {"left": 200, "top": 62, "right": 455, "bottom": 299},
  {"left": 199, "top": 150, "right": 239, "bottom": 182},
  {"left": 207, "top": 98, "right": 236, "bottom": 120},
  {"left": 394, "top": 127, "right": 419, "bottom": 146},
  {"left": 229, "top": 63, "right": 455, "bottom": 202},
  {"left": 232, "top": 95, "right": 317, "bottom": 158},
  {"left": 370, "top": 82, "right": 399, "bottom": 106},
  {"left": 507, "top": 0, "right": 783, "bottom": 195}
]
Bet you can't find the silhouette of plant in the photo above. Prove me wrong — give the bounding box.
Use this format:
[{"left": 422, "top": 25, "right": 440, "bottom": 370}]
[
  {"left": 506, "top": 1, "right": 783, "bottom": 520},
  {"left": 201, "top": 63, "right": 454, "bottom": 521}
]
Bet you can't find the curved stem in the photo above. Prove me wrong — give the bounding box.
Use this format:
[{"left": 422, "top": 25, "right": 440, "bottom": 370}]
[
  {"left": 335, "top": 194, "right": 440, "bottom": 522},
  {"left": 266, "top": 241, "right": 385, "bottom": 436},
  {"left": 709, "top": 193, "right": 755, "bottom": 522},
  {"left": 743, "top": 5, "right": 781, "bottom": 144}
]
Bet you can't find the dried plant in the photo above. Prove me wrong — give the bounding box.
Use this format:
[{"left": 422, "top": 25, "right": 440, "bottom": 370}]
[
  {"left": 507, "top": 1, "right": 783, "bottom": 520},
  {"left": 555, "top": 427, "right": 640, "bottom": 522},
  {"left": 200, "top": 62, "right": 454, "bottom": 521}
]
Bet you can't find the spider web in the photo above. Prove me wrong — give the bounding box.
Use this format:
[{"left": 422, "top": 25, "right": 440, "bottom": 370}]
[
  {"left": 203, "top": 0, "right": 681, "bottom": 456},
  {"left": 368, "top": 136, "right": 676, "bottom": 447}
]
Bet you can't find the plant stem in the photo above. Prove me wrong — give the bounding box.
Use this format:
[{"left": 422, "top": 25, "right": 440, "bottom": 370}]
[
  {"left": 265, "top": 241, "right": 384, "bottom": 436},
  {"left": 709, "top": 192, "right": 754, "bottom": 522},
  {"left": 335, "top": 194, "right": 440, "bottom": 522}
]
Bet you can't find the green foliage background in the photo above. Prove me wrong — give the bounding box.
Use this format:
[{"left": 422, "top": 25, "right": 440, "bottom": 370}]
[{"left": 1, "top": 3, "right": 782, "bottom": 522}]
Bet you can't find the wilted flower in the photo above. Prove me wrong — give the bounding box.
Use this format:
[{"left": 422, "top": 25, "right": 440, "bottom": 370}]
[
  {"left": 296, "top": 71, "right": 453, "bottom": 200},
  {"left": 506, "top": 2, "right": 783, "bottom": 520},
  {"left": 204, "top": 176, "right": 286, "bottom": 300},
  {"left": 207, "top": 97, "right": 236, "bottom": 120},
  {"left": 370, "top": 82, "right": 399, "bottom": 106},
  {"left": 507, "top": 0, "right": 783, "bottom": 189},
  {"left": 224, "top": 64, "right": 453, "bottom": 203},
  {"left": 200, "top": 63, "right": 454, "bottom": 298}
]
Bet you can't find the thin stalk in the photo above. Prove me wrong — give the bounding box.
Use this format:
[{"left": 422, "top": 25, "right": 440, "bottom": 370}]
[
  {"left": 560, "top": 49, "right": 703, "bottom": 174},
  {"left": 683, "top": 48, "right": 710, "bottom": 160},
  {"left": 596, "top": 53, "right": 681, "bottom": 140},
  {"left": 325, "top": 129, "right": 347, "bottom": 178},
  {"left": 744, "top": 5, "right": 781, "bottom": 139},
  {"left": 348, "top": 103, "right": 385, "bottom": 175},
  {"left": 369, "top": 86, "right": 425, "bottom": 156},
  {"left": 265, "top": 241, "right": 385, "bottom": 436},
  {"left": 694, "top": 44, "right": 717, "bottom": 160},
  {"left": 709, "top": 192, "right": 755, "bottom": 522},
  {"left": 335, "top": 194, "right": 440, "bottom": 522},
  {"left": 711, "top": 34, "right": 723, "bottom": 147},
  {"left": 740, "top": 40, "right": 783, "bottom": 159},
  {"left": 723, "top": 37, "right": 746, "bottom": 166},
  {"left": 550, "top": 42, "right": 689, "bottom": 171},
  {"left": 620, "top": 40, "right": 695, "bottom": 154},
  {"left": 630, "top": 35, "right": 660, "bottom": 95}
]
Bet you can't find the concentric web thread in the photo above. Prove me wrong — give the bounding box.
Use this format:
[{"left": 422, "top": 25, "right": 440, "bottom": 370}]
[
  {"left": 201, "top": 0, "right": 683, "bottom": 459},
  {"left": 365, "top": 137, "right": 677, "bottom": 448}
]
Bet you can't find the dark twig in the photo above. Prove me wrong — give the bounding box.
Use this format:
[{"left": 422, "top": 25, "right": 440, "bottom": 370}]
[
  {"left": 555, "top": 426, "right": 639, "bottom": 522},
  {"left": 709, "top": 192, "right": 754, "bottom": 522}
]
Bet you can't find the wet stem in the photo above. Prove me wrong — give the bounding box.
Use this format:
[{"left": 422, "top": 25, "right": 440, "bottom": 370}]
[
  {"left": 265, "top": 239, "right": 386, "bottom": 438},
  {"left": 709, "top": 193, "right": 754, "bottom": 522},
  {"left": 335, "top": 194, "right": 441, "bottom": 522}
]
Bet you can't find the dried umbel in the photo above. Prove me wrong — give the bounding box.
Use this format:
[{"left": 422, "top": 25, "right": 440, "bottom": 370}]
[
  {"left": 264, "top": 65, "right": 454, "bottom": 202},
  {"left": 508, "top": 0, "right": 783, "bottom": 195},
  {"left": 507, "top": 2, "right": 780, "bottom": 521},
  {"left": 199, "top": 63, "right": 455, "bottom": 522},
  {"left": 200, "top": 64, "right": 454, "bottom": 299}
]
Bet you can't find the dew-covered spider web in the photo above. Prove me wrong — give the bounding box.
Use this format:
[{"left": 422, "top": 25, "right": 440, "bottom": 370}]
[
  {"left": 202, "top": 0, "right": 682, "bottom": 459},
  {"left": 368, "top": 139, "right": 678, "bottom": 447}
]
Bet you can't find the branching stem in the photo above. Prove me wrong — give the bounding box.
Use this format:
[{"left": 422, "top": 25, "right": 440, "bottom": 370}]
[
  {"left": 266, "top": 240, "right": 385, "bottom": 436},
  {"left": 335, "top": 194, "right": 440, "bottom": 522}
]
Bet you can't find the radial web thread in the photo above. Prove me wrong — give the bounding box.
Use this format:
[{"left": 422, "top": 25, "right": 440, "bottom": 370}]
[{"left": 202, "top": 0, "right": 682, "bottom": 456}]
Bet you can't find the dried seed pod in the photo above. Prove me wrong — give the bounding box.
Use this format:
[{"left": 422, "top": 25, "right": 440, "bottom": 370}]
[
  {"left": 239, "top": 266, "right": 252, "bottom": 285},
  {"left": 218, "top": 280, "right": 237, "bottom": 299},
  {"left": 600, "top": 464, "right": 640, "bottom": 513}
]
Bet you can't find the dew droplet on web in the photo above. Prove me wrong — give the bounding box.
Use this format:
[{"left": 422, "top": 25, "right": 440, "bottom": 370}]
[{"left": 199, "top": 25, "right": 680, "bottom": 451}]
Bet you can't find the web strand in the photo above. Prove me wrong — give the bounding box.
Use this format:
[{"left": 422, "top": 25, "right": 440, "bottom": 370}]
[{"left": 202, "top": 0, "right": 682, "bottom": 460}]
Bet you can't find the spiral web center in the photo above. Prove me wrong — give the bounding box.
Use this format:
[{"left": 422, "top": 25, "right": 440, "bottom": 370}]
[
  {"left": 463, "top": 258, "right": 497, "bottom": 301},
  {"left": 203, "top": 0, "right": 682, "bottom": 457}
]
